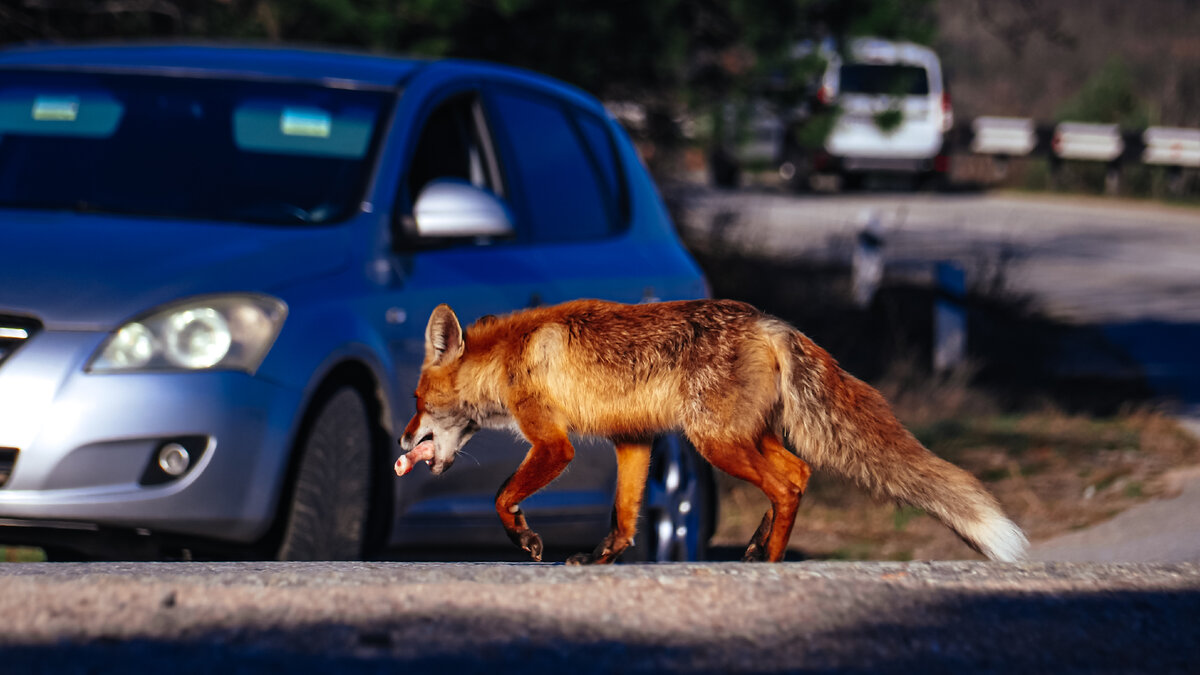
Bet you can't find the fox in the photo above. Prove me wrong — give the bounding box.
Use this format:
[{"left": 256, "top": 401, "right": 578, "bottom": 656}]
[{"left": 396, "top": 298, "right": 1028, "bottom": 564}]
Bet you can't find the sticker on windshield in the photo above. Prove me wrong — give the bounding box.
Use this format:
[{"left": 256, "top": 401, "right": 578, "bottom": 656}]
[
  {"left": 235, "top": 101, "right": 373, "bottom": 158},
  {"left": 32, "top": 95, "right": 80, "bottom": 122},
  {"left": 280, "top": 107, "right": 331, "bottom": 138}
]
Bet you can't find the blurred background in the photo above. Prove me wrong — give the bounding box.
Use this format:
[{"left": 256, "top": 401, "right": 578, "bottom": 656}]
[
  {"left": 4, "top": 0, "right": 1199, "bottom": 196},
  {"left": 3, "top": 0, "right": 1199, "bottom": 563}
]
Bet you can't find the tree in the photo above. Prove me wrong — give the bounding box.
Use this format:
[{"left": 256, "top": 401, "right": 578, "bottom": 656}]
[
  {"left": 0, "top": 0, "right": 939, "bottom": 175},
  {"left": 1056, "top": 57, "right": 1151, "bottom": 129}
]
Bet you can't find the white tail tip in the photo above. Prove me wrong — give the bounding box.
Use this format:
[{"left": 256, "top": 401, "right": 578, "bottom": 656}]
[{"left": 965, "top": 513, "right": 1029, "bottom": 562}]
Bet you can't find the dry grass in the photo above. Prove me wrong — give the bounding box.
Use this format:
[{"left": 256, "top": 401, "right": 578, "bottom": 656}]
[
  {"left": 0, "top": 547, "right": 45, "bottom": 563},
  {"left": 712, "top": 371, "right": 1200, "bottom": 561}
]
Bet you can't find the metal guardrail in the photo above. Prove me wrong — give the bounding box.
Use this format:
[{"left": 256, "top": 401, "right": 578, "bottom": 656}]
[
  {"left": 1142, "top": 127, "right": 1200, "bottom": 168},
  {"left": 964, "top": 117, "right": 1200, "bottom": 194},
  {"left": 1052, "top": 123, "right": 1124, "bottom": 162},
  {"left": 969, "top": 117, "right": 1037, "bottom": 156}
]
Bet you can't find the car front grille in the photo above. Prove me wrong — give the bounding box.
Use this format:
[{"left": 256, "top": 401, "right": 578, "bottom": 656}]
[
  {"left": 0, "top": 315, "right": 40, "bottom": 367},
  {"left": 0, "top": 448, "right": 16, "bottom": 487}
]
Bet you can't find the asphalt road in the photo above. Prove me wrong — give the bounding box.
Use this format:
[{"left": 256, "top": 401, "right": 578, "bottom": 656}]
[{"left": 2, "top": 561, "right": 1198, "bottom": 673}]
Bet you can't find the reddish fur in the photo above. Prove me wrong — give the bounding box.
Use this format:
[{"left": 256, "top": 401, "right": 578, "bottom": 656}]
[{"left": 400, "top": 299, "right": 1027, "bottom": 563}]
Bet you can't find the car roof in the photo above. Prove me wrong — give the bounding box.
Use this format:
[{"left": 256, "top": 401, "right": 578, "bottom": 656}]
[
  {"left": 0, "top": 42, "right": 427, "bottom": 87},
  {"left": 846, "top": 38, "right": 940, "bottom": 70},
  {"left": 0, "top": 42, "right": 608, "bottom": 114},
  {"left": 2, "top": 41, "right": 609, "bottom": 118}
]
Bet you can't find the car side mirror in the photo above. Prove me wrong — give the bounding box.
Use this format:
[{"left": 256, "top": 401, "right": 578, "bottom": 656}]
[{"left": 412, "top": 179, "right": 515, "bottom": 239}]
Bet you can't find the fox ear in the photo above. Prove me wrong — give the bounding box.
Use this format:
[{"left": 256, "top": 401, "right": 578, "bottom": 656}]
[{"left": 425, "top": 304, "right": 464, "bottom": 367}]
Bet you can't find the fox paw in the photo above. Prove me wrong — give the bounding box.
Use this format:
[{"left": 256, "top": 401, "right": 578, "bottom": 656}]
[
  {"left": 566, "top": 537, "right": 630, "bottom": 565},
  {"left": 741, "top": 543, "right": 767, "bottom": 563},
  {"left": 518, "top": 530, "right": 543, "bottom": 562},
  {"left": 565, "top": 552, "right": 592, "bottom": 566}
]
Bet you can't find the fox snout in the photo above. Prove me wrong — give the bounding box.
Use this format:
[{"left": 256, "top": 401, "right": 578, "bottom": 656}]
[
  {"left": 397, "top": 431, "right": 418, "bottom": 452},
  {"left": 397, "top": 412, "right": 465, "bottom": 476},
  {"left": 399, "top": 411, "right": 429, "bottom": 452}
]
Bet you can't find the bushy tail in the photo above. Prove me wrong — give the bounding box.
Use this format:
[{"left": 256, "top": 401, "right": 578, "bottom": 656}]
[{"left": 772, "top": 326, "right": 1029, "bottom": 562}]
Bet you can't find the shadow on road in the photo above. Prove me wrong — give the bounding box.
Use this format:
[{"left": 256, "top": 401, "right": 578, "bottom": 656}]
[
  {"left": 805, "top": 587, "right": 1200, "bottom": 674},
  {"left": 3, "top": 585, "right": 1196, "bottom": 673}
]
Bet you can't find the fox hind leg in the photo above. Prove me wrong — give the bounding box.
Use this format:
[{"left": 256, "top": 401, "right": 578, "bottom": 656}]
[
  {"left": 692, "top": 433, "right": 809, "bottom": 562},
  {"left": 566, "top": 439, "right": 652, "bottom": 565},
  {"left": 743, "top": 507, "right": 775, "bottom": 562},
  {"left": 751, "top": 434, "right": 811, "bottom": 561}
]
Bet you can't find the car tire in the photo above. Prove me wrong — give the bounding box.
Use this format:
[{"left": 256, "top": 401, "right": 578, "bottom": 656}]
[
  {"left": 276, "top": 386, "right": 373, "bottom": 561},
  {"left": 918, "top": 170, "right": 947, "bottom": 192},
  {"left": 628, "top": 434, "right": 715, "bottom": 562},
  {"left": 840, "top": 171, "right": 864, "bottom": 191}
]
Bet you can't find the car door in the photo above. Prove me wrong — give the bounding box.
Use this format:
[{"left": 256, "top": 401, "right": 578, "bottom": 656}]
[
  {"left": 380, "top": 88, "right": 616, "bottom": 549},
  {"left": 481, "top": 86, "right": 662, "bottom": 305}
]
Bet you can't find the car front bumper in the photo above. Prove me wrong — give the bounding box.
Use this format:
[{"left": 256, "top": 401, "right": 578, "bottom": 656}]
[{"left": 0, "top": 329, "right": 304, "bottom": 546}]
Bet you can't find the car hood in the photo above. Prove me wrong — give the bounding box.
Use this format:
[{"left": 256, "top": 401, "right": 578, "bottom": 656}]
[{"left": 0, "top": 211, "right": 353, "bottom": 329}]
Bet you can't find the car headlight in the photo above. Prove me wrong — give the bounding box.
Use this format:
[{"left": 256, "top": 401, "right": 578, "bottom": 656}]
[{"left": 88, "top": 295, "right": 287, "bottom": 374}]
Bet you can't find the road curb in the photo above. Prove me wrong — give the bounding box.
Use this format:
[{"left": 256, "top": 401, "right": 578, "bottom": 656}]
[{"left": 1, "top": 561, "right": 1197, "bottom": 673}]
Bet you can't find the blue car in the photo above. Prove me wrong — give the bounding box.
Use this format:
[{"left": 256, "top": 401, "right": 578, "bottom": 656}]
[{"left": 0, "top": 43, "right": 712, "bottom": 561}]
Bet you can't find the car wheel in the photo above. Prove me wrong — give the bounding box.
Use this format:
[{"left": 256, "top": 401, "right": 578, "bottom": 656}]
[
  {"left": 276, "top": 386, "right": 373, "bottom": 561},
  {"left": 840, "top": 171, "right": 864, "bottom": 191},
  {"left": 630, "top": 434, "right": 715, "bottom": 562}
]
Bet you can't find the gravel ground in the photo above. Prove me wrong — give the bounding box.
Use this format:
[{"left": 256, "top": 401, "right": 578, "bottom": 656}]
[
  {"left": 1031, "top": 465, "right": 1200, "bottom": 563},
  {"left": 1, "top": 560, "right": 1198, "bottom": 673}
]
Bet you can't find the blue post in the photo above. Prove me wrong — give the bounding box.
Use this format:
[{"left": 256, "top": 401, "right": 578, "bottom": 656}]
[
  {"left": 934, "top": 262, "right": 966, "bottom": 373},
  {"left": 852, "top": 210, "right": 885, "bottom": 309}
]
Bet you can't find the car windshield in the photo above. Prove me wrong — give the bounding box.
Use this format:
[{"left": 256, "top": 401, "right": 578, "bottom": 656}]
[
  {"left": 839, "top": 63, "right": 930, "bottom": 96},
  {"left": 0, "top": 70, "right": 393, "bottom": 224}
]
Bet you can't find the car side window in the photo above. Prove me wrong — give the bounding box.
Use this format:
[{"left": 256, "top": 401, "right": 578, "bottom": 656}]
[
  {"left": 489, "top": 89, "right": 615, "bottom": 243},
  {"left": 573, "top": 111, "right": 629, "bottom": 225},
  {"left": 405, "top": 93, "right": 503, "bottom": 208}
]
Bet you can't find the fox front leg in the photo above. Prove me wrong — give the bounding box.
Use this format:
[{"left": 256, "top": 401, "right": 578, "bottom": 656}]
[
  {"left": 500, "top": 502, "right": 543, "bottom": 562},
  {"left": 495, "top": 425, "right": 576, "bottom": 562}
]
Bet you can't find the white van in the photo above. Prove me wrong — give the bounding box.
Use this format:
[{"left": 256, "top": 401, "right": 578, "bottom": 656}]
[{"left": 812, "top": 38, "right": 953, "bottom": 186}]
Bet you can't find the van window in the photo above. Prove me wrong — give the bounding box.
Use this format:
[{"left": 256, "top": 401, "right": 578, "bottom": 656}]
[
  {"left": 489, "top": 90, "right": 613, "bottom": 242},
  {"left": 840, "top": 64, "right": 930, "bottom": 96}
]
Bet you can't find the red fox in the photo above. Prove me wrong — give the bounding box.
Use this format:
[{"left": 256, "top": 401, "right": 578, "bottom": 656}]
[{"left": 397, "top": 299, "right": 1027, "bottom": 564}]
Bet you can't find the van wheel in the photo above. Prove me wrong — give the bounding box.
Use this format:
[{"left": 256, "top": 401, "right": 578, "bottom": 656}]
[
  {"left": 276, "top": 386, "right": 372, "bottom": 561},
  {"left": 628, "top": 434, "right": 715, "bottom": 562},
  {"left": 709, "top": 148, "right": 742, "bottom": 189}
]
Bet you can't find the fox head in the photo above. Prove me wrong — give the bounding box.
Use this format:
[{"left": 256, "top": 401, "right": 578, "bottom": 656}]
[{"left": 399, "top": 304, "right": 480, "bottom": 476}]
